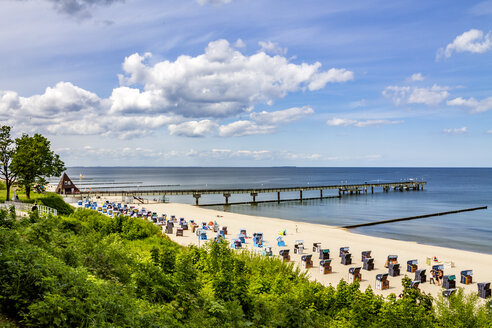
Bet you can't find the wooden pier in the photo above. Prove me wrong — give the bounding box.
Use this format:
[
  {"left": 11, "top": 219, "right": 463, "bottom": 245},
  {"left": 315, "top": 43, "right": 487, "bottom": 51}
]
[{"left": 74, "top": 180, "right": 426, "bottom": 206}]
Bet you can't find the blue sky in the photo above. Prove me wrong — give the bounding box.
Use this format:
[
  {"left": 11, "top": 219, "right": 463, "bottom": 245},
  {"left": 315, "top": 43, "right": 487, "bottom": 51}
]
[{"left": 0, "top": 0, "right": 491, "bottom": 167}]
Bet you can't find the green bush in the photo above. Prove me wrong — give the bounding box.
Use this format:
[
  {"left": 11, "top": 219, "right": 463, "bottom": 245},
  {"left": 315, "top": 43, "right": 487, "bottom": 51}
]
[
  {"left": 37, "top": 194, "right": 74, "bottom": 215},
  {"left": 1, "top": 210, "right": 491, "bottom": 327}
]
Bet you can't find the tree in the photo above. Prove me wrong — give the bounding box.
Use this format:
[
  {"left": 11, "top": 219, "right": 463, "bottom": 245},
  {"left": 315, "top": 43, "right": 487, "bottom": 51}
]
[
  {"left": 11, "top": 133, "right": 65, "bottom": 199},
  {"left": 0, "top": 126, "right": 16, "bottom": 201}
]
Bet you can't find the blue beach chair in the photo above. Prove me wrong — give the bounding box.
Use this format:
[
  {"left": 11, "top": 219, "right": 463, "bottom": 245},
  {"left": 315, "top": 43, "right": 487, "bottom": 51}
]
[
  {"left": 231, "top": 239, "right": 242, "bottom": 249},
  {"left": 253, "top": 233, "right": 263, "bottom": 248}
]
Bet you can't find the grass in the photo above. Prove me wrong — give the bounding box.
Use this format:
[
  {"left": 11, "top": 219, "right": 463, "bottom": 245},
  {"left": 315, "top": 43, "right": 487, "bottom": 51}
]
[{"left": 0, "top": 188, "right": 46, "bottom": 203}]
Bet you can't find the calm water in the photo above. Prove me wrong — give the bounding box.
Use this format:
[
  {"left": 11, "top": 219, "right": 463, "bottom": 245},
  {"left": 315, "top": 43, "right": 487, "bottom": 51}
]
[{"left": 60, "top": 167, "right": 492, "bottom": 254}]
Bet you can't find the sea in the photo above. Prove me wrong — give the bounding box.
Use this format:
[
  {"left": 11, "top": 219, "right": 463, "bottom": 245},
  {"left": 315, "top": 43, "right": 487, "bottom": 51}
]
[{"left": 58, "top": 167, "right": 492, "bottom": 254}]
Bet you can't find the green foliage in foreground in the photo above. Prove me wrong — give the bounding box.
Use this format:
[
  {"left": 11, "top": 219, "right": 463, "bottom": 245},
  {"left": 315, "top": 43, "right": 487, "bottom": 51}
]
[{"left": 0, "top": 209, "right": 491, "bottom": 327}]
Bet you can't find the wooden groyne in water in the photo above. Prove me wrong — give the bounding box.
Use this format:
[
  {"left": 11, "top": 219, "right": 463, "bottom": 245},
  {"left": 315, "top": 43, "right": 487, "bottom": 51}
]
[
  {"left": 72, "top": 180, "right": 426, "bottom": 206},
  {"left": 342, "top": 206, "right": 488, "bottom": 229}
]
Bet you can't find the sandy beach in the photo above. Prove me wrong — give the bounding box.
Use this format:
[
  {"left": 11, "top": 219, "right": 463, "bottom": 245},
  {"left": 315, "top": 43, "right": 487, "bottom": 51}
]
[{"left": 73, "top": 199, "right": 492, "bottom": 299}]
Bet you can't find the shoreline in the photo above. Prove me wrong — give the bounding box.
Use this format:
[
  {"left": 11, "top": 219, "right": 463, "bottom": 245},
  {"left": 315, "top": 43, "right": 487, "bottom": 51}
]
[{"left": 72, "top": 199, "right": 492, "bottom": 299}]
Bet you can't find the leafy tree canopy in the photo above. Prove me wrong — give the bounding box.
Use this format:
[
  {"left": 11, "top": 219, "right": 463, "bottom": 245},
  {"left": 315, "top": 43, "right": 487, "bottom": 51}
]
[
  {"left": 0, "top": 126, "right": 16, "bottom": 201},
  {"left": 11, "top": 133, "right": 65, "bottom": 199}
]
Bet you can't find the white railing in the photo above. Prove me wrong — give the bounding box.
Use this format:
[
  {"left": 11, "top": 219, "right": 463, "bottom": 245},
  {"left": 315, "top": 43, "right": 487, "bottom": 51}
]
[{"left": 1, "top": 201, "right": 58, "bottom": 216}]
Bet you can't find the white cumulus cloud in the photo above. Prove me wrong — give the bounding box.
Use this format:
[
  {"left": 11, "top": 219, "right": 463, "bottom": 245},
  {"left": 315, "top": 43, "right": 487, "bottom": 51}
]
[
  {"left": 218, "top": 120, "right": 276, "bottom": 137},
  {"left": 250, "top": 106, "right": 314, "bottom": 125},
  {"left": 258, "top": 41, "right": 287, "bottom": 55},
  {"left": 446, "top": 96, "right": 492, "bottom": 113},
  {"left": 326, "top": 118, "right": 402, "bottom": 127},
  {"left": 437, "top": 29, "right": 492, "bottom": 60},
  {"left": 408, "top": 73, "right": 425, "bottom": 82},
  {"left": 0, "top": 40, "right": 352, "bottom": 140},
  {"left": 168, "top": 120, "right": 218, "bottom": 137},
  {"left": 443, "top": 127, "right": 467, "bottom": 134},
  {"left": 113, "top": 39, "right": 353, "bottom": 118},
  {"left": 383, "top": 85, "right": 449, "bottom": 106}
]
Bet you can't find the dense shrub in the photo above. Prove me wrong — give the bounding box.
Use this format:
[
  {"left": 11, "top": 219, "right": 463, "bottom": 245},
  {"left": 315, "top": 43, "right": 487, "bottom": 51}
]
[
  {"left": 0, "top": 210, "right": 491, "bottom": 327},
  {"left": 37, "top": 194, "right": 74, "bottom": 215}
]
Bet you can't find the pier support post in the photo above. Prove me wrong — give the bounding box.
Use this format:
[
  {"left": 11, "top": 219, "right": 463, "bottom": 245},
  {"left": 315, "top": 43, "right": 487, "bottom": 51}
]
[
  {"left": 251, "top": 192, "right": 258, "bottom": 203},
  {"left": 193, "top": 194, "right": 201, "bottom": 206},
  {"left": 371, "top": 186, "right": 374, "bottom": 193},
  {"left": 300, "top": 190, "right": 303, "bottom": 202},
  {"left": 277, "top": 192, "right": 281, "bottom": 203},
  {"left": 320, "top": 190, "right": 323, "bottom": 199},
  {"left": 338, "top": 189, "right": 342, "bottom": 197},
  {"left": 223, "top": 193, "right": 231, "bottom": 205}
]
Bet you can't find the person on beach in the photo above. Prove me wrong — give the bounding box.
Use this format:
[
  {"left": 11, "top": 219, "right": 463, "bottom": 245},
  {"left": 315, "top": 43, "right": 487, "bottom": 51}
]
[{"left": 437, "top": 270, "right": 443, "bottom": 286}]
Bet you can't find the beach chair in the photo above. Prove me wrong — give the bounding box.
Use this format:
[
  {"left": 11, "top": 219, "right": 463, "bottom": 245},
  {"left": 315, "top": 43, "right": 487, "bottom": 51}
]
[
  {"left": 97, "top": 206, "right": 102, "bottom": 212},
  {"left": 385, "top": 255, "right": 398, "bottom": 268},
  {"left": 77, "top": 200, "right": 83, "bottom": 206},
  {"left": 231, "top": 239, "right": 242, "bottom": 249},
  {"left": 410, "top": 281, "right": 420, "bottom": 289},
  {"left": 442, "top": 289, "right": 456, "bottom": 298},
  {"left": 294, "top": 240, "right": 304, "bottom": 254},
  {"left": 319, "top": 249, "right": 330, "bottom": 260},
  {"left": 200, "top": 231, "right": 207, "bottom": 240},
  {"left": 341, "top": 253, "right": 352, "bottom": 265},
  {"left": 276, "top": 236, "right": 285, "bottom": 247},
  {"left": 182, "top": 222, "right": 189, "bottom": 230},
  {"left": 363, "top": 258, "right": 374, "bottom": 271},
  {"left": 253, "top": 233, "right": 263, "bottom": 248},
  {"left": 240, "top": 229, "right": 247, "bottom": 238},
  {"left": 407, "top": 260, "right": 418, "bottom": 273},
  {"left": 214, "top": 235, "right": 224, "bottom": 243},
  {"left": 238, "top": 234, "right": 246, "bottom": 244},
  {"left": 301, "top": 254, "right": 313, "bottom": 269},
  {"left": 432, "top": 264, "right": 444, "bottom": 271},
  {"left": 339, "top": 247, "right": 350, "bottom": 257},
  {"left": 388, "top": 263, "right": 400, "bottom": 277},
  {"left": 460, "top": 270, "right": 473, "bottom": 285},
  {"left": 279, "top": 249, "right": 290, "bottom": 262},
  {"left": 376, "top": 273, "right": 389, "bottom": 290},
  {"left": 348, "top": 267, "right": 362, "bottom": 283},
  {"left": 176, "top": 228, "right": 184, "bottom": 237},
  {"left": 415, "top": 269, "right": 427, "bottom": 283},
  {"left": 313, "top": 242, "right": 322, "bottom": 253},
  {"left": 443, "top": 275, "right": 456, "bottom": 289},
  {"left": 478, "top": 282, "right": 491, "bottom": 299},
  {"left": 262, "top": 246, "right": 273, "bottom": 256},
  {"left": 222, "top": 226, "right": 228, "bottom": 235},
  {"left": 320, "top": 259, "right": 332, "bottom": 274},
  {"left": 179, "top": 218, "right": 185, "bottom": 225},
  {"left": 361, "top": 251, "right": 371, "bottom": 262}
]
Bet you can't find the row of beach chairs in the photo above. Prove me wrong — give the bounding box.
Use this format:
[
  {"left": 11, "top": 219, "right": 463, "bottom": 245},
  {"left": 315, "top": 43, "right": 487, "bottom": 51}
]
[{"left": 163, "top": 222, "right": 491, "bottom": 299}]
